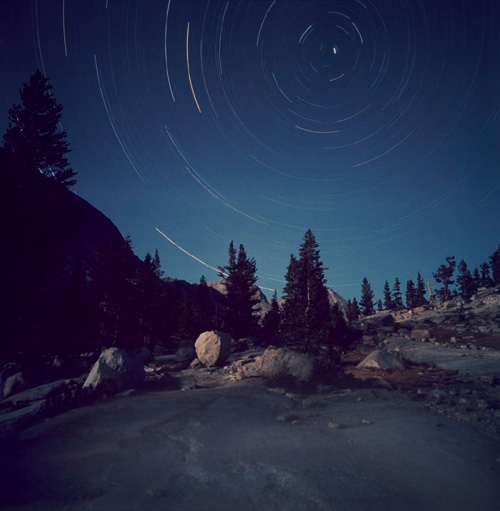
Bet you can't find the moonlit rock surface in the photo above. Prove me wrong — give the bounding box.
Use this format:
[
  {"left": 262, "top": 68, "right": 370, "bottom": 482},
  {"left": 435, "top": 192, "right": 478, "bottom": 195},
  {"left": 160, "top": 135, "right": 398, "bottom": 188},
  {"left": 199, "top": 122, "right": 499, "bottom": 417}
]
[
  {"left": 83, "top": 347, "right": 144, "bottom": 392},
  {"left": 356, "top": 350, "right": 405, "bottom": 371},
  {"left": 194, "top": 331, "right": 232, "bottom": 367},
  {"left": 3, "top": 372, "right": 29, "bottom": 398},
  {"left": 3, "top": 381, "right": 500, "bottom": 510},
  {"left": 255, "top": 347, "right": 315, "bottom": 382}
]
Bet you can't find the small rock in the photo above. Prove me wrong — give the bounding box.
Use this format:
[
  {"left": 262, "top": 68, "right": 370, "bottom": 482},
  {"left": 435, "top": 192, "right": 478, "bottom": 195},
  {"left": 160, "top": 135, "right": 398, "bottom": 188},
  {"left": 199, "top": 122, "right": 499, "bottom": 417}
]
[
  {"left": 328, "top": 422, "right": 345, "bottom": 429},
  {"left": 429, "top": 389, "right": 447, "bottom": 401},
  {"left": 361, "top": 419, "right": 372, "bottom": 425},
  {"left": 277, "top": 413, "right": 301, "bottom": 424},
  {"left": 190, "top": 358, "right": 203, "bottom": 369},
  {"left": 476, "top": 400, "right": 489, "bottom": 410},
  {"left": 480, "top": 375, "right": 495, "bottom": 385},
  {"left": 411, "top": 329, "right": 432, "bottom": 340}
]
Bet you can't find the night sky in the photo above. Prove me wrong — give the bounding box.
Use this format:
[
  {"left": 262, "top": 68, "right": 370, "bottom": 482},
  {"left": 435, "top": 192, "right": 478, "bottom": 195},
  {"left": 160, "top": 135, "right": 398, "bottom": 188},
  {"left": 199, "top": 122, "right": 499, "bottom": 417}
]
[{"left": 1, "top": 0, "right": 499, "bottom": 301}]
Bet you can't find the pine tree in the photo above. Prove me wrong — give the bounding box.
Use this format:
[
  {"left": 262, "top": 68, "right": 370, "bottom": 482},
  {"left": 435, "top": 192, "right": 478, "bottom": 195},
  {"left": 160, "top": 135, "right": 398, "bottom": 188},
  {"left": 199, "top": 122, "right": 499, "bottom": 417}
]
[
  {"left": 345, "top": 297, "right": 360, "bottom": 321},
  {"left": 433, "top": 256, "right": 456, "bottom": 301},
  {"left": 392, "top": 277, "right": 403, "bottom": 309},
  {"left": 383, "top": 280, "right": 393, "bottom": 310},
  {"left": 456, "top": 259, "right": 475, "bottom": 300},
  {"left": 261, "top": 291, "right": 281, "bottom": 346},
  {"left": 479, "top": 262, "right": 492, "bottom": 288},
  {"left": 219, "top": 241, "right": 259, "bottom": 340},
  {"left": 2, "top": 70, "right": 77, "bottom": 187},
  {"left": 489, "top": 245, "right": 500, "bottom": 286},
  {"left": 359, "top": 277, "right": 374, "bottom": 316},
  {"left": 281, "top": 230, "right": 331, "bottom": 355},
  {"left": 376, "top": 299, "right": 383, "bottom": 312},
  {"left": 152, "top": 249, "right": 164, "bottom": 279},
  {"left": 415, "top": 272, "right": 427, "bottom": 306},
  {"left": 472, "top": 267, "right": 481, "bottom": 289},
  {"left": 298, "top": 229, "right": 331, "bottom": 347},
  {"left": 405, "top": 279, "right": 416, "bottom": 309}
]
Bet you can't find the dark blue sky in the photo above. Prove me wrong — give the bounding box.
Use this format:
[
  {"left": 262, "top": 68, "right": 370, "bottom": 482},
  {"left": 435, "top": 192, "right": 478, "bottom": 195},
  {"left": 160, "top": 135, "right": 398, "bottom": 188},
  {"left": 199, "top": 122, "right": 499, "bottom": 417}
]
[{"left": 1, "top": 0, "right": 499, "bottom": 301}]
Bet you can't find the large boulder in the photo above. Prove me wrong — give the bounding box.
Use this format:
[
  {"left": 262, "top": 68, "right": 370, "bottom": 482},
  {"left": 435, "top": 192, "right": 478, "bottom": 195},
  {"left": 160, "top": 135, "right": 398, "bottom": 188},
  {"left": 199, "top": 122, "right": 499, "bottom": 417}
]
[
  {"left": 3, "top": 372, "right": 30, "bottom": 398},
  {"left": 83, "top": 348, "right": 144, "bottom": 393},
  {"left": 194, "top": 331, "right": 232, "bottom": 367},
  {"left": 356, "top": 350, "right": 405, "bottom": 371},
  {"left": 366, "top": 313, "right": 395, "bottom": 331},
  {"left": 255, "top": 347, "right": 315, "bottom": 383}
]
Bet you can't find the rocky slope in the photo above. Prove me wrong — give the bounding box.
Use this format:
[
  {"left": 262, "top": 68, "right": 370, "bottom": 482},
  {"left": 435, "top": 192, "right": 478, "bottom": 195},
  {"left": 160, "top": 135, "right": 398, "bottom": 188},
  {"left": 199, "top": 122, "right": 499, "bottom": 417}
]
[{"left": 346, "top": 286, "right": 500, "bottom": 439}]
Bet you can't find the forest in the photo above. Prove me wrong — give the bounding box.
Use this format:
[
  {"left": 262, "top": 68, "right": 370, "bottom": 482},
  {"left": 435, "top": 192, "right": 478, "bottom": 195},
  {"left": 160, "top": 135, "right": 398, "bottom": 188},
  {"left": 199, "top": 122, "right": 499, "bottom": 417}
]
[{"left": 2, "top": 71, "right": 499, "bottom": 366}]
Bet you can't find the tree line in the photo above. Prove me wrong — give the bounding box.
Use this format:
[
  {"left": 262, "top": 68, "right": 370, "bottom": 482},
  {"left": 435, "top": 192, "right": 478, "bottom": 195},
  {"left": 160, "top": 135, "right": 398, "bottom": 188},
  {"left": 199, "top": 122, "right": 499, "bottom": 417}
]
[{"left": 346, "top": 249, "right": 500, "bottom": 319}]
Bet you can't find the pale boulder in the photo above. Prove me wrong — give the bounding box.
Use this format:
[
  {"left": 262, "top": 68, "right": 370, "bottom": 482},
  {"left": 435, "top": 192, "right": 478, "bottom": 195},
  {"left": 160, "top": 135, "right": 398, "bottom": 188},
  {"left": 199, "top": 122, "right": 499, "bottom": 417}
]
[
  {"left": 83, "top": 347, "right": 144, "bottom": 392},
  {"left": 255, "top": 347, "right": 315, "bottom": 383},
  {"left": 194, "top": 331, "right": 232, "bottom": 367},
  {"left": 356, "top": 350, "right": 405, "bottom": 371},
  {"left": 3, "top": 372, "right": 29, "bottom": 398}
]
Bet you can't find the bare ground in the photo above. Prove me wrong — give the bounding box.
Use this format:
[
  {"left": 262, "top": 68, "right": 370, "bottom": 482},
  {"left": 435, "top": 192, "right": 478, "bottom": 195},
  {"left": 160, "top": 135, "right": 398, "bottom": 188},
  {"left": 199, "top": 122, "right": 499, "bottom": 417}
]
[{"left": 1, "top": 376, "right": 500, "bottom": 511}]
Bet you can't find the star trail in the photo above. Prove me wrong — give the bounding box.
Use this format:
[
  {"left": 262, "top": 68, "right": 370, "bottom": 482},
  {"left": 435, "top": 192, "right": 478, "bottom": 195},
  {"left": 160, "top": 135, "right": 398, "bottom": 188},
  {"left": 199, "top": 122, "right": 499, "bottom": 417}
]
[{"left": 1, "top": 0, "right": 499, "bottom": 300}]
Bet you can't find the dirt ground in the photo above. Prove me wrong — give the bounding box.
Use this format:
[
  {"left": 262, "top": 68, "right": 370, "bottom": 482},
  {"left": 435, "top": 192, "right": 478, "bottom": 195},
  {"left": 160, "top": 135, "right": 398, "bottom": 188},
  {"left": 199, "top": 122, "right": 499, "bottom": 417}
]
[{"left": 1, "top": 378, "right": 499, "bottom": 511}]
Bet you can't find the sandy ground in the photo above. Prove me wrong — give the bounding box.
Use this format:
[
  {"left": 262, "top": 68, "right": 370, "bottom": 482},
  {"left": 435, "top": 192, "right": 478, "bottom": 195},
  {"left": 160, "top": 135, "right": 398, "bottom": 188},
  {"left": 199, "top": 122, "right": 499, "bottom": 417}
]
[{"left": 1, "top": 378, "right": 499, "bottom": 511}]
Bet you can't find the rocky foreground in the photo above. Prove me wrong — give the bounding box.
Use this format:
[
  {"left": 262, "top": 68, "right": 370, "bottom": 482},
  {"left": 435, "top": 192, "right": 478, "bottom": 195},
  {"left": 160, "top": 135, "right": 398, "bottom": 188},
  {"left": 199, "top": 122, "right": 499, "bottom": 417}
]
[{"left": 0, "top": 287, "right": 499, "bottom": 510}]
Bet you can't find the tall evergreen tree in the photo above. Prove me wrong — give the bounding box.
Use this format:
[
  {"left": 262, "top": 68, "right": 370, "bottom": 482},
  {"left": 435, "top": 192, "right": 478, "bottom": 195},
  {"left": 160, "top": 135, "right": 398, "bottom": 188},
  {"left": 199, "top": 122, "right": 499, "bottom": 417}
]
[
  {"left": 433, "top": 256, "right": 456, "bottom": 301},
  {"left": 2, "top": 70, "right": 77, "bottom": 187},
  {"left": 392, "top": 277, "right": 403, "bottom": 309},
  {"left": 405, "top": 279, "right": 416, "bottom": 309},
  {"left": 351, "top": 296, "right": 360, "bottom": 320},
  {"left": 383, "top": 280, "right": 393, "bottom": 310},
  {"left": 261, "top": 290, "right": 281, "bottom": 346},
  {"left": 489, "top": 245, "right": 500, "bottom": 286},
  {"left": 415, "top": 272, "right": 427, "bottom": 307},
  {"left": 345, "top": 297, "right": 360, "bottom": 322},
  {"left": 456, "top": 259, "right": 475, "bottom": 300},
  {"left": 359, "top": 277, "right": 375, "bottom": 316},
  {"left": 219, "top": 241, "right": 259, "bottom": 340},
  {"left": 298, "top": 230, "right": 331, "bottom": 345},
  {"left": 472, "top": 267, "right": 481, "bottom": 290},
  {"left": 479, "top": 262, "right": 492, "bottom": 288},
  {"left": 281, "top": 230, "right": 331, "bottom": 355}
]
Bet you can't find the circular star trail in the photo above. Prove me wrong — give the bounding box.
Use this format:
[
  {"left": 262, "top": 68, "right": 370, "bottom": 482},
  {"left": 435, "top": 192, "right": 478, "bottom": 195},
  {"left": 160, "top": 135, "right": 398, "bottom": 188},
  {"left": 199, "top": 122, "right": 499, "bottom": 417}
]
[{"left": 1, "top": 0, "right": 499, "bottom": 299}]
